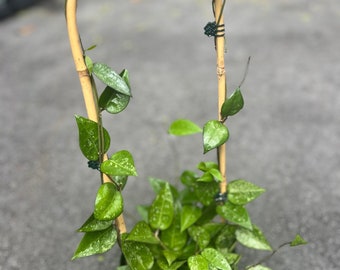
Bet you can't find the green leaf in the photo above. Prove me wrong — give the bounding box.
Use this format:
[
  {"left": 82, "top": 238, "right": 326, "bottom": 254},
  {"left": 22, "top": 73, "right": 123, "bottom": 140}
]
[
  {"left": 216, "top": 201, "right": 252, "bottom": 230},
  {"left": 168, "top": 119, "right": 202, "bottom": 136},
  {"left": 157, "top": 255, "right": 186, "bottom": 270},
  {"left": 197, "top": 161, "right": 218, "bottom": 172},
  {"left": 94, "top": 183, "right": 123, "bottom": 221},
  {"left": 161, "top": 217, "right": 188, "bottom": 251},
  {"left": 214, "top": 225, "right": 237, "bottom": 252},
  {"left": 228, "top": 179, "right": 265, "bottom": 205},
  {"left": 220, "top": 88, "right": 244, "bottom": 118},
  {"left": 85, "top": 55, "right": 93, "bottom": 73},
  {"left": 92, "top": 62, "right": 131, "bottom": 96},
  {"left": 180, "top": 205, "right": 202, "bottom": 232},
  {"left": 188, "top": 226, "right": 211, "bottom": 250},
  {"left": 201, "top": 248, "right": 232, "bottom": 270},
  {"left": 99, "top": 86, "right": 130, "bottom": 114},
  {"left": 149, "top": 183, "right": 174, "bottom": 230},
  {"left": 85, "top": 44, "right": 97, "bottom": 51},
  {"left": 180, "top": 170, "right": 197, "bottom": 186},
  {"left": 236, "top": 225, "right": 272, "bottom": 251},
  {"left": 77, "top": 213, "right": 112, "bottom": 232},
  {"left": 148, "top": 178, "right": 179, "bottom": 199},
  {"left": 75, "top": 115, "right": 110, "bottom": 161},
  {"left": 126, "top": 221, "right": 159, "bottom": 244},
  {"left": 290, "top": 234, "right": 307, "bottom": 247},
  {"left": 247, "top": 266, "right": 272, "bottom": 270},
  {"left": 193, "top": 181, "right": 220, "bottom": 206},
  {"left": 188, "top": 255, "right": 209, "bottom": 270},
  {"left": 100, "top": 150, "right": 137, "bottom": 176},
  {"left": 179, "top": 188, "right": 198, "bottom": 205},
  {"left": 72, "top": 226, "right": 117, "bottom": 260},
  {"left": 122, "top": 240, "right": 154, "bottom": 270},
  {"left": 203, "top": 120, "right": 229, "bottom": 154}
]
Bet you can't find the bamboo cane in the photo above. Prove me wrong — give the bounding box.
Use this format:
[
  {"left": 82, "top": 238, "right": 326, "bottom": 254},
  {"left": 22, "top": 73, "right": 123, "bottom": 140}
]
[
  {"left": 213, "top": 0, "right": 227, "bottom": 194},
  {"left": 65, "top": 0, "right": 126, "bottom": 234}
]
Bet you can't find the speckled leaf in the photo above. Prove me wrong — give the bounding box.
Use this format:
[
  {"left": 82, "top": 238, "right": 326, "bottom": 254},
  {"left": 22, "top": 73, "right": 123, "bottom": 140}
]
[
  {"left": 99, "top": 86, "right": 130, "bottom": 114},
  {"left": 100, "top": 150, "right": 137, "bottom": 176},
  {"left": 201, "top": 248, "right": 232, "bottom": 270},
  {"left": 228, "top": 179, "right": 265, "bottom": 205},
  {"left": 220, "top": 87, "right": 244, "bottom": 118},
  {"left": 188, "top": 255, "right": 209, "bottom": 270},
  {"left": 85, "top": 55, "right": 93, "bottom": 73},
  {"left": 126, "top": 221, "right": 159, "bottom": 244},
  {"left": 77, "top": 213, "right": 112, "bottom": 232},
  {"left": 168, "top": 119, "right": 202, "bottom": 136},
  {"left": 188, "top": 226, "right": 211, "bottom": 250},
  {"left": 161, "top": 217, "right": 187, "bottom": 251},
  {"left": 216, "top": 201, "right": 252, "bottom": 230},
  {"left": 193, "top": 181, "right": 220, "bottom": 206},
  {"left": 236, "top": 225, "right": 272, "bottom": 251},
  {"left": 92, "top": 63, "right": 131, "bottom": 96},
  {"left": 122, "top": 240, "right": 154, "bottom": 270},
  {"left": 94, "top": 183, "right": 123, "bottom": 221},
  {"left": 75, "top": 115, "right": 110, "bottom": 161},
  {"left": 203, "top": 120, "right": 229, "bottom": 154},
  {"left": 72, "top": 226, "right": 117, "bottom": 260},
  {"left": 149, "top": 183, "right": 174, "bottom": 230},
  {"left": 180, "top": 205, "right": 202, "bottom": 232}
]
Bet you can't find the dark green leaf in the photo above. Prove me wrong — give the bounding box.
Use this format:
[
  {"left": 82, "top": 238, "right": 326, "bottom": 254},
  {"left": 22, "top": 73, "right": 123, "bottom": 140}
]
[
  {"left": 188, "top": 255, "right": 209, "bottom": 270},
  {"left": 126, "top": 221, "right": 159, "bottom": 244},
  {"left": 148, "top": 178, "right": 179, "bottom": 199},
  {"left": 228, "top": 179, "right": 265, "bottom": 205},
  {"left": 193, "top": 181, "right": 219, "bottom": 206},
  {"left": 112, "top": 175, "right": 128, "bottom": 190},
  {"left": 203, "top": 120, "right": 229, "bottom": 154},
  {"left": 85, "top": 44, "right": 97, "bottom": 51},
  {"left": 137, "top": 205, "right": 150, "bottom": 222},
  {"left": 197, "top": 161, "right": 218, "bottom": 172},
  {"left": 201, "top": 248, "right": 232, "bottom": 270},
  {"left": 77, "top": 213, "right": 112, "bottom": 232},
  {"left": 216, "top": 201, "right": 252, "bottom": 230},
  {"left": 236, "top": 225, "right": 272, "bottom": 251},
  {"left": 168, "top": 119, "right": 202, "bottom": 136},
  {"left": 161, "top": 218, "right": 188, "bottom": 251},
  {"left": 122, "top": 240, "right": 154, "bottom": 270},
  {"left": 180, "top": 205, "right": 202, "bottom": 232},
  {"left": 99, "top": 86, "right": 130, "bottom": 114},
  {"left": 290, "top": 234, "right": 307, "bottom": 247},
  {"left": 214, "top": 225, "right": 237, "bottom": 252},
  {"left": 180, "top": 170, "right": 197, "bottom": 186},
  {"left": 72, "top": 226, "right": 117, "bottom": 260},
  {"left": 92, "top": 63, "right": 131, "bottom": 96},
  {"left": 188, "top": 226, "right": 211, "bottom": 250},
  {"left": 149, "top": 183, "right": 174, "bottom": 230},
  {"left": 100, "top": 150, "right": 137, "bottom": 176},
  {"left": 220, "top": 88, "right": 244, "bottom": 118},
  {"left": 94, "top": 183, "right": 123, "bottom": 221},
  {"left": 75, "top": 115, "right": 110, "bottom": 161}
]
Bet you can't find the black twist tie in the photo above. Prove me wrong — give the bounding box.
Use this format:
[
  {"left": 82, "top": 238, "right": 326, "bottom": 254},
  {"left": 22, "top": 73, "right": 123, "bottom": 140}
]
[
  {"left": 204, "top": 22, "right": 225, "bottom": 37},
  {"left": 214, "top": 192, "right": 228, "bottom": 205},
  {"left": 204, "top": 0, "right": 226, "bottom": 38},
  {"left": 88, "top": 160, "right": 101, "bottom": 171}
]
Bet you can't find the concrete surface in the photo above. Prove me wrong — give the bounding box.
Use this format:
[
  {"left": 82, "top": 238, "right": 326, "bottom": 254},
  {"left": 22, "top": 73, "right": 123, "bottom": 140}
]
[{"left": 0, "top": 0, "right": 339, "bottom": 269}]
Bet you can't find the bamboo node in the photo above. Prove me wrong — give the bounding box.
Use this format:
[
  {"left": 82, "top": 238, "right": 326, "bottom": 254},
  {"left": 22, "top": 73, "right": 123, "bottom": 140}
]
[
  {"left": 78, "top": 69, "right": 89, "bottom": 78},
  {"left": 216, "top": 66, "right": 225, "bottom": 77}
]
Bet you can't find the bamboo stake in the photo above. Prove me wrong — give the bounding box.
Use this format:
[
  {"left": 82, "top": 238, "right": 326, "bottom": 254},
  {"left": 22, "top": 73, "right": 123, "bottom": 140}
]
[
  {"left": 65, "top": 0, "right": 126, "bottom": 234},
  {"left": 214, "top": 0, "right": 227, "bottom": 194}
]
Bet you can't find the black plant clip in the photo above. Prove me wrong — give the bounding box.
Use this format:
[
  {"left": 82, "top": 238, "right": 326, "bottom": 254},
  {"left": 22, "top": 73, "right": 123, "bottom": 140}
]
[
  {"left": 214, "top": 192, "right": 228, "bottom": 205},
  {"left": 204, "top": 0, "right": 226, "bottom": 38},
  {"left": 87, "top": 160, "right": 101, "bottom": 171}
]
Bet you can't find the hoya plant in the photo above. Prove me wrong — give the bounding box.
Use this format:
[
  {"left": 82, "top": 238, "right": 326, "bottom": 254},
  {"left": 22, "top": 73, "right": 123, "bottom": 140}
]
[{"left": 65, "top": 0, "right": 306, "bottom": 269}]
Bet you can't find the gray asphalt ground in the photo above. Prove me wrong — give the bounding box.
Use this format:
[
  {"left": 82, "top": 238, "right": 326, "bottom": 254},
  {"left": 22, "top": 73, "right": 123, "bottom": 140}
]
[{"left": 1, "top": 0, "right": 340, "bottom": 269}]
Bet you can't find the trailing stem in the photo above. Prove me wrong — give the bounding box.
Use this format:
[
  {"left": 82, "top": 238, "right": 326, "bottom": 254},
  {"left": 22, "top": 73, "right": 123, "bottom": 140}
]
[
  {"left": 214, "top": 0, "right": 227, "bottom": 194},
  {"left": 65, "top": 0, "right": 127, "bottom": 234}
]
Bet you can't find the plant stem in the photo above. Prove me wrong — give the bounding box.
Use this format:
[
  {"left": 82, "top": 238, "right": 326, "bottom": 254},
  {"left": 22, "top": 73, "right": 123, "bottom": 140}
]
[
  {"left": 65, "top": 0, "right": 127, "bottom": 234},
  {"left": 214, "top": 0, "right": 227, "bottom": 194}
]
